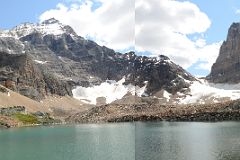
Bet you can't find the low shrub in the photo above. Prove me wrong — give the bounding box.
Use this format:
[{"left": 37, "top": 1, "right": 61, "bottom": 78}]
[{"left": 13, "top": 113, "right": 40, "bottom": 124}]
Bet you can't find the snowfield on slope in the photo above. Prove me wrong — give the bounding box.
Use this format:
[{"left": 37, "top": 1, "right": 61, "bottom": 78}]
[
  {"left": 180, "top": 79, "right": 240, "bottom": 104},
  {"left": 72, "top": 77, "right": 240, "bottom": 105},
  {"left": 72, "top": 78, "right": 146, "bottom": 105}
]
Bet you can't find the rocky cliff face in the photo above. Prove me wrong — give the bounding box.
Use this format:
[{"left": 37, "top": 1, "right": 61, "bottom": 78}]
[
  {"left": 0, "top": 52, "right": 72, "bottom": 100},
  {"left": 0, "top": 18, "right": 195, "bottom": 100},
  {"left": 209, "top": 22, "right": 240, "bottom": 83},
  {"left": 124, "top": 54, "right": 195, "bottom": 95}
]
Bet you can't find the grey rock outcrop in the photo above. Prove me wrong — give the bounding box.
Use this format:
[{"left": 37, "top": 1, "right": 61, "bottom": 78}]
[
  {"left": 0, "top": 106, "right": 25, "bottom": 115},
  {"left": 124, "top": 54, "right": 195, "bottom": 95},
  {"left": 0, "top": 52, "right": 72, "bottom": 99},
  {"left": 209, "top": 22, "right": 240, "bottom": 83}
]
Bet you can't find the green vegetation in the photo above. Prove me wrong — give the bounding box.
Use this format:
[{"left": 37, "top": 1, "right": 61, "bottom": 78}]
[
  {"left": 13, "top": 113, "right": 40, "bottom": 124},
  {"left": 0, "top": 106, "right": 60, "bottom": 127}
]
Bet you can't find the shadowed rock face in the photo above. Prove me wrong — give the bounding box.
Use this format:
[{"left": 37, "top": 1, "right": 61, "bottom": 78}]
[
  {"left": 124, "top": 54, "right": 195, "bottom": 95},
  {"left": 0, "top": 18, "right": 195, "bottom": 100},
  {"left": 0, "top": 52, "right": 73, "bottom": 100},
  {"left": 209, "top": 22, "right": 240, "bottom": 83}
]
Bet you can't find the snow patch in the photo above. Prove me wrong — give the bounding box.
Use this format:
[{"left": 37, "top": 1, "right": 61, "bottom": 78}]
[
  {"left": 34, "top": 60, "right": 48, "bottom": 64},
  {"left": 178, "top": 75, "right": 191, "bottom": 83},
  {"left": 72, "top": 78, "right": 146, "bottom": 104},
  {"left": 0, "top": 30, "right": 12, "bottom": 38},
  {"left": 0, "top": 20, "right": 72, "bottom": 39},
  {"left": 180, "top": 80, "right": 240, "bottom": 104},
  {"left": 10, "top": 22, "right": 65, "bottom": 38},
  {"left": 163, "top": 90, "right": 171, "bottom": 102},
  {"left": 58, "top": 56, "right": 66, "bottom": 63}
]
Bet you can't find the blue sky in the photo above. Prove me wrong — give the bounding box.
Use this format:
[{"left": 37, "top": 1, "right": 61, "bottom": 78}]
[
  {"left": 185, "top": 0, "right": 240, "bottom": 76},
  {"left": 0, "top": 0, "right": 102, "bottom": 29},
  {"left": 0, "top": 0, "right": 63, "bottom": 29},
  {"left": 0, "top": 0, "right": 240, "bottom": 76},
  {"left": 189, "top": 0, "right": 240, "bottom": 43}
]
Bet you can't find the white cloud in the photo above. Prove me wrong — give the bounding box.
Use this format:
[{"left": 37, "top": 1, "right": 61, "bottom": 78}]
[
  {"left": 39, "top": 0, "right": 134, "bottom": 51},
  {"left": 236, "top": 9, "right": 240, "bottom": 14},
  {"left": 196, "top": 41, "right": 222, "bottom": 71},
  {"left": 135, "top": 0, "right": 221, "bottom": 70},
  {"left": 40, "top": 0, "right": 221, "bottom": 73}
]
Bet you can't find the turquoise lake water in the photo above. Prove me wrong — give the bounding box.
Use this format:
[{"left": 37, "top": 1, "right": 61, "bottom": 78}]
[{"left": 0, "top": 122, "right": 240, "bottom": 160}]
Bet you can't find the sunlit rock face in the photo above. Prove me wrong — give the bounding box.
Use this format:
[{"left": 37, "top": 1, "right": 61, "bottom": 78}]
[{"left": 209, "top": 22, "right": 240, "bottom": 83}]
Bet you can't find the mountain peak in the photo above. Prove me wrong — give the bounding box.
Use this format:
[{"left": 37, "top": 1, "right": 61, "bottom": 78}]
[
  {"left": 0, "top": 18, "right": 77, "bottom": 39},
  {"left": 41, "top": 18, "right": 60, "bottom": 25},
  {"left": 158, "top": 55, "right": 170, "bottom": 61}
]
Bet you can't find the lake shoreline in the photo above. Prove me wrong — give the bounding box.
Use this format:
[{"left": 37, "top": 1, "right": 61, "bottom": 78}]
[
  {"left": 2, "top": 113, "right": 240, "bottom": 129},
  {"left": 3, "top": 99, "right": 240, "bottom": 129}
]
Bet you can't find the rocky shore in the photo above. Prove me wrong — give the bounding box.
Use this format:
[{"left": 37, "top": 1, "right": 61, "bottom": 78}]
[
  {"left": 2, "top": 99, "right": 240, "bottom": 129},
  {"left": 0, "top": 106, "right": 61, "bottom": 128},
  {"left": 66, "top": 99, "right": 240, "bottom": 123}
]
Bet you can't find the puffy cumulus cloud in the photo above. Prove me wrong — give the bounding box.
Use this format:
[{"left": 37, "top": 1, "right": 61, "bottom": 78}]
[
  {"left": 40, "top": 0, "right": 221, "bottom": 73},
  {"left": 135, "top": 0, "right": 221, "bottom": 70},
  {"left": 39, "top": 0, "right": 134, "bottom": 50}
]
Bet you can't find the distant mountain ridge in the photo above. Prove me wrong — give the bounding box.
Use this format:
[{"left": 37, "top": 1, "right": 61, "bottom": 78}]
[{"left": 0, "top": 18, "right": 195, "bottom": 102}]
